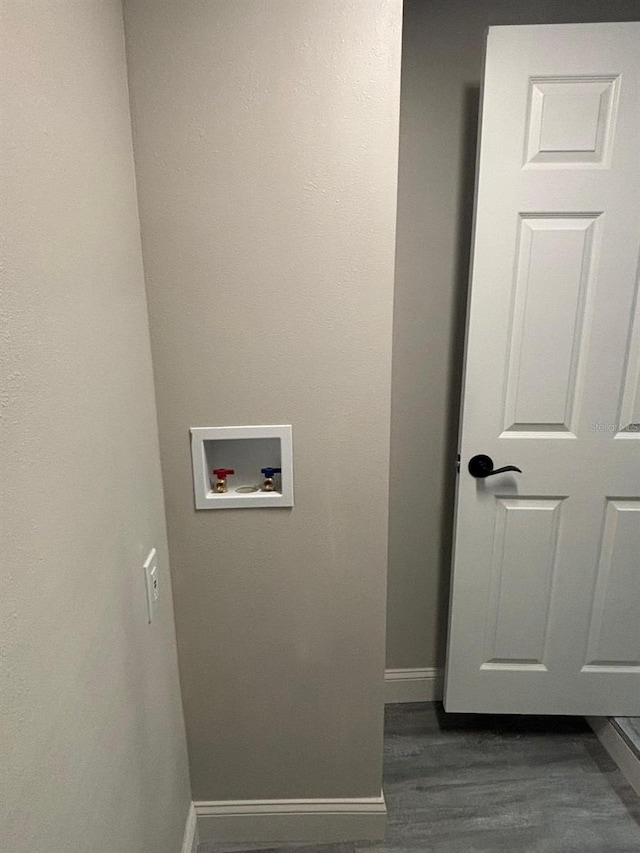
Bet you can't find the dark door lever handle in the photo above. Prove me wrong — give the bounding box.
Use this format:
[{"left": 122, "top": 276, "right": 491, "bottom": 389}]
[{"left": 468, "top": 454, "right": 522, "bottom": 478}]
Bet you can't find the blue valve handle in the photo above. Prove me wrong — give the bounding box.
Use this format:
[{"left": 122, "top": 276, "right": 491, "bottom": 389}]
[{"left": 261, "top": 467, "right": 281, "bottom": 477}]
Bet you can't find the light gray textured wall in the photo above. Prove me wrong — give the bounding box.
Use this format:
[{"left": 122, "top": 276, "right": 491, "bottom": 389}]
[
  {"left": 0, "top": 3, "right": 191, "bottom": 851},
  {"left": 386, "top": 0, "right": 640, "bottom": 670},
  {"left": 124, "top": 0, "right": 402, "bottom": 801}
]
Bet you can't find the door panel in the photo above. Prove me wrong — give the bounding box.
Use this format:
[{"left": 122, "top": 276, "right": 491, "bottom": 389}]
[
  {"left": 618, "top": 281, "right": 640, "bottom": 434},
  {"left": 524, "top": 75, "right": 620, "bottom": 168},
  {"left": 504, "top": 215, "right": 598, "bottom": 434},
  {"left": 584, "top": 499, "right": 640, "bottom": 670},
  {"left": 445, "top": 23, "right": 640, "bottom": 716},
  {"left": 484, "top": 497, "right": 563, "bottom": 666}
]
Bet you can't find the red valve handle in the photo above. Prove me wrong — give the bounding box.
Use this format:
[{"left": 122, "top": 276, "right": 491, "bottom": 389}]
[{"left": 213, "top": 468, "right": 235, "bottom": 478}]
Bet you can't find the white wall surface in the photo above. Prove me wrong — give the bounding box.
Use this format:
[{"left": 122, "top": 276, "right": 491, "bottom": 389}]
[
  {"left": 124, "top": 0, "right": 402, "bottom": 801},
  {"left": 386, "top": 0, "right": 640, "bottom": 670},
  {"left": 0, "top": 2, "right": 191, "bottom": 851}
]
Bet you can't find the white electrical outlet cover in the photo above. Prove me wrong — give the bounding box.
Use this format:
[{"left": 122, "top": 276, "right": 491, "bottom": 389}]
[{"left": 143, "top": 548, "right": 159, "bottom": 622}]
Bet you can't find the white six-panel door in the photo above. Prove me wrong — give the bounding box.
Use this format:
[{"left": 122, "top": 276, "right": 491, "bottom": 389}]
[{"left": 445, "top": 23, "right": 640, "bottom": 715}]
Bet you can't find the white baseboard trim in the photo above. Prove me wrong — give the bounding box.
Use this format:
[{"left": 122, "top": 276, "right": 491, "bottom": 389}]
[
  {"left": 194, "top": 794, "right": 387, "bottom": 845},
  {"left": 384, "top": 667, "right": 443, "bottom": 704},
  {"left": 181, "top": 802, "right": 199, "bottom": 853},
  {"left": 587, "top": 717, "right": 640, "bottom": 796}
]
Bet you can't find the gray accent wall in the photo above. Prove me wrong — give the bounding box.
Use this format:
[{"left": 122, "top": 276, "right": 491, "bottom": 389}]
[
  {"left": 0, "top": 2, "right": 191, "bottom": 852},
  {"left": 124, "top": 0, "right": 403, "bottom": 801},
  {"left": 386, "top": 0, "right": 640, "bottom": 671}
]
